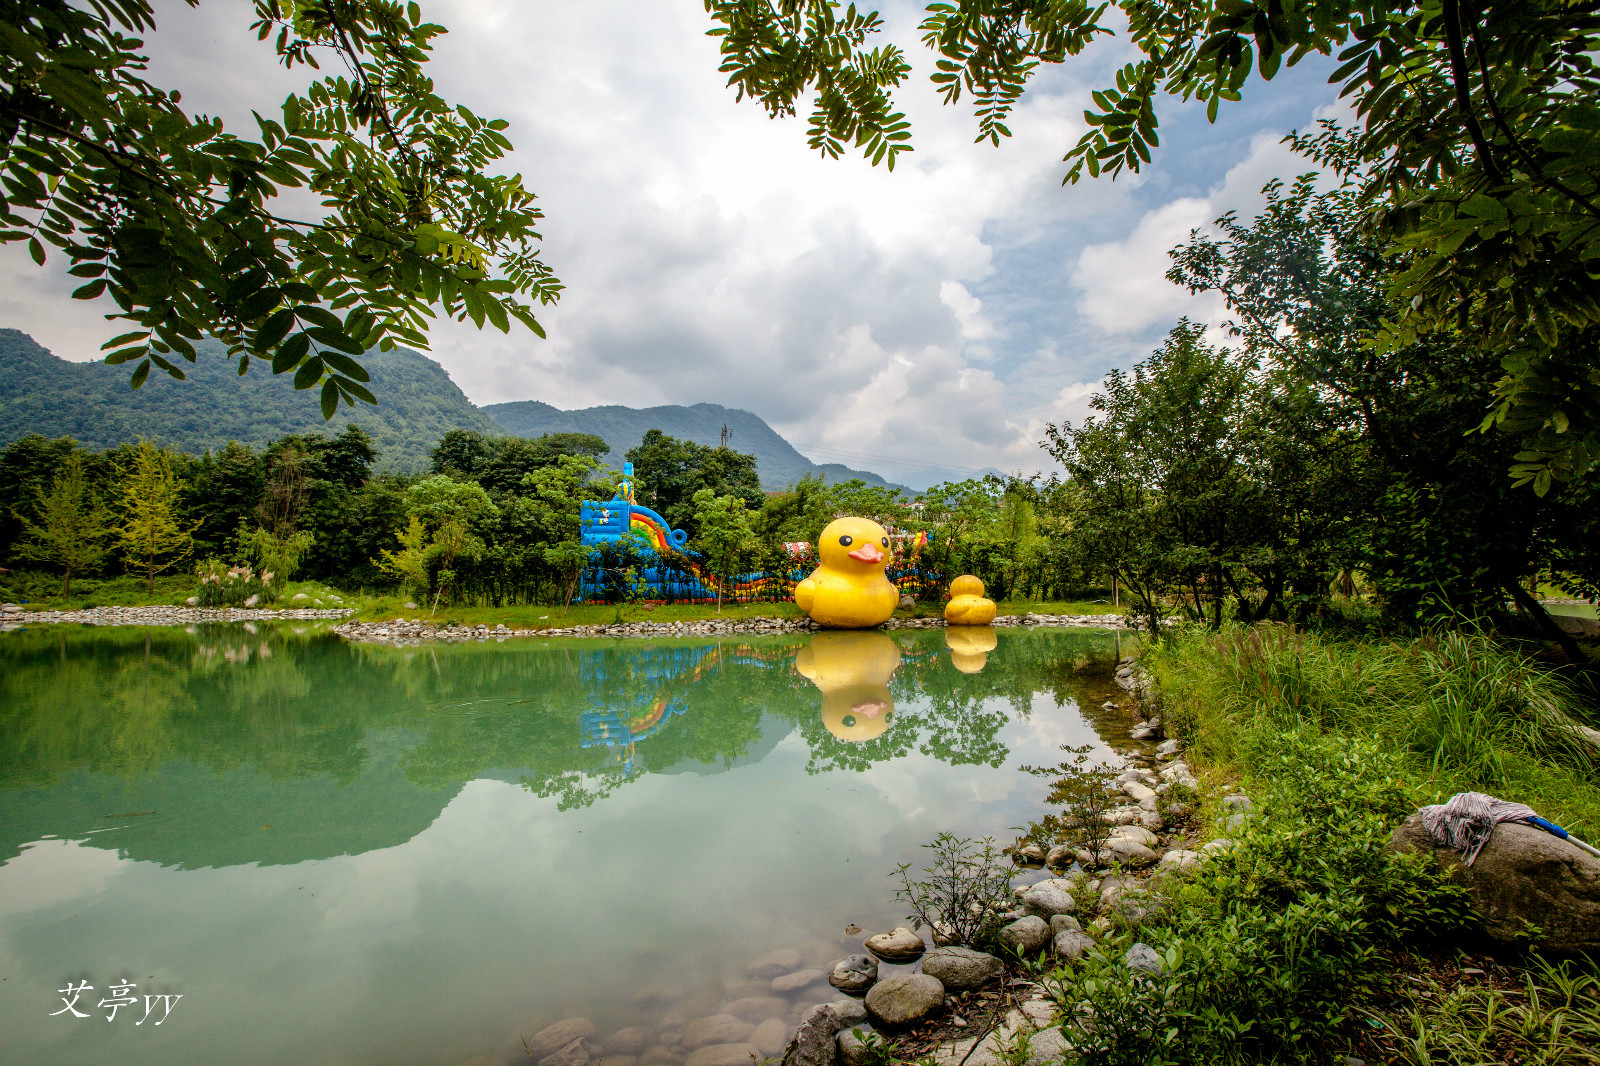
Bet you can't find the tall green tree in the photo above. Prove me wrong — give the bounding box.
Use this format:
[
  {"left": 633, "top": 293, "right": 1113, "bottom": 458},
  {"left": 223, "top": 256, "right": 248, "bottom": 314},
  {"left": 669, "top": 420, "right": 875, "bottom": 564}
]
[
  {"left": 692, "top": 487, "right": 755, "bottom": 612},
  {"left": 2, "top": 1, "right": 560, "bottom": 414},
  {"left": 16, "top": 451, "right": 109, "bottom": 593},
  {"left": 116, "top": 440, "right": 194, "bottom": 593},
  {"left": 626, "top": 430, "right": 762, "bottom": 534},
  {"left": 703, "top": 1, "right": 1600, "bottom": 486}
]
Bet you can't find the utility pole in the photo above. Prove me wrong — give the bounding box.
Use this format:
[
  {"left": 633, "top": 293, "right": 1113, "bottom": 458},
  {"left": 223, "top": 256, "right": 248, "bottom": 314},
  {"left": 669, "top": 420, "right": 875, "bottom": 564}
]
[{"left": 719, "top": 423, "right": 731, "bottom": 450}]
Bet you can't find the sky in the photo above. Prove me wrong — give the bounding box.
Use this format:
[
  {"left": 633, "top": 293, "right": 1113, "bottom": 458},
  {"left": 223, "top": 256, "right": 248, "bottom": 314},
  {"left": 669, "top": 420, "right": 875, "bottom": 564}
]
[{"left": 0, "top": 0, "right": 1348, "bottom": 489}]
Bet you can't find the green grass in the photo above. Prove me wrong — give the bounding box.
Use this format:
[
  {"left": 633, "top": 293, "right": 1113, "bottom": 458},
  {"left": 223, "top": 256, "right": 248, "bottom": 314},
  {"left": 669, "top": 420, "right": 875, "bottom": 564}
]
[{"left": 1149, "top": 624, "right": 1600, "bottom": 834}]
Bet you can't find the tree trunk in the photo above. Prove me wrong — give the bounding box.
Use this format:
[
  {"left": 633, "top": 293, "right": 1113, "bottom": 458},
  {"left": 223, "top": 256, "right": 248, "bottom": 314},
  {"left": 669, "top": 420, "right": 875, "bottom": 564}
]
[
  {"left": 62, "top": 567, "right": 72, "bottom": 596},
  {"left": 1504, "top": 577, "right": 1590, "bottom": 666}
]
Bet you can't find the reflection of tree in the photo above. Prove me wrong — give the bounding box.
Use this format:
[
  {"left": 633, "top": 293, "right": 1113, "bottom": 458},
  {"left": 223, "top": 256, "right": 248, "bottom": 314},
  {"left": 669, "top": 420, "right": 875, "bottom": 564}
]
[{"left": 0, "top": 622, "right": 1129, "bottom": 865}]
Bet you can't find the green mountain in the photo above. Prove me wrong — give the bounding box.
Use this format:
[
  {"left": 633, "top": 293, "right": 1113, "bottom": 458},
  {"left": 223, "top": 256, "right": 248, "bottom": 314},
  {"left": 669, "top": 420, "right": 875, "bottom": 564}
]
[
  {"left": 1, "top": 328, "right": 903, "bottom": 488},
  {"left": 0, "top": 328, "right": 497, "bottom": 470},
  {"left": 484, "top": 399, "right": 905, "bottom": 491}
]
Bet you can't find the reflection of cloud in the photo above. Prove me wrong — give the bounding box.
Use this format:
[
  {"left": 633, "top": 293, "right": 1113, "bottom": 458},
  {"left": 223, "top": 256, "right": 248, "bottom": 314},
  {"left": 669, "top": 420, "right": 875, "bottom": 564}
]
[{"left": 0, "top": 839, "right": 121, "bottom": 921}]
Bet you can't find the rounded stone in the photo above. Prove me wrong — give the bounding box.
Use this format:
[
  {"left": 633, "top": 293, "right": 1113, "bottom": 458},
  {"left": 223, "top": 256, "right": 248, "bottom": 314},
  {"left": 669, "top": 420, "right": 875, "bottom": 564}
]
[
  {"left": 681, "top": 1015, "right": 754, "bottom": 1050},
  {"left": 722, "top": 997, "right": 789, "bottom": 1024},
  {"left": 995, "top": 915, "right": 1051, "bottom": 957},
  {"left": 1052, "top": 930, "right": 1096, "bottom": 961},
  {"left": 750, "top": 1018, "right": 789, "bottom": 1057},
  {"left": 1109, "top": 825, "right": 1158, "bottom": 848},
  {"left": 528, "top": 1019, "right": 598, "bottom": 1062},
  {"left": 1102, "top": 838, "right": 1158, "bottom": 866},
  {"left": 640, "top": 1048, "right": 684, "bottom": 1066},
  {"left": 864, "top": 926, "right": 925, "bottom": 962},
  {"left": 747, "top": 948, "right": 804, "bottom": 979},
  {"left": 684, "top": 1044, "right": 763, "bottom": 1066},
  {"left": 921, "top": 946, "right": 1003, "bottom": 991},
  {"left": 770, "top": 968, "right": 824, "bottom": 994},
  {"left": 1157, "top": 849, "right": 1203, "bottom": 873},
  {"left": 605, "top": 1029, "right": 651, "bottom": 1055},
  {"left": 828, "top": 954, "right": 879, "bottom": 992},
  {"left": 1048, "top": 914, "right": 1082, "bottom": 935},
  {"left": 1125, "top": 943, "right": 1163, "bottom": 975},
  {"left": 1044, "top": 844, "right": 1076, "bottom": 869},
  {"left": 540, "top": 1039, "right": 593, "bottom": 1066},
  {"left": 864, "top": 974, "right": 945, "bottom": 1027},
  {"left": 829, "top": 999, "right": 869, "bottom": 1027},
  {"left": 1021, "top": 880, "right": 1076, "bottom": 917}
]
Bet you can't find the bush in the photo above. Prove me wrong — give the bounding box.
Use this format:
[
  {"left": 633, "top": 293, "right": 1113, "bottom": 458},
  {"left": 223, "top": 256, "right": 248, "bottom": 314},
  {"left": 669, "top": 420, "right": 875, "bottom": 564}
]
[
  {"left": 893, "top": 833, "right": 1016, "bottom": 949},
  {"left": 1042, "top": 732, "right": 1475, "bottom": 1066}
]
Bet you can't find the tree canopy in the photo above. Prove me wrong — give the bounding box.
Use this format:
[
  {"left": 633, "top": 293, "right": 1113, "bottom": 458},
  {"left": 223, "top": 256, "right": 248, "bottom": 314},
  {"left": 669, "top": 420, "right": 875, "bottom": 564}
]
[
  {"left": 1, "top": 0, "right": 559, "bottom": 416},
  {"left": 703, "top": 0, "right": 1600, "bottom": 488}
]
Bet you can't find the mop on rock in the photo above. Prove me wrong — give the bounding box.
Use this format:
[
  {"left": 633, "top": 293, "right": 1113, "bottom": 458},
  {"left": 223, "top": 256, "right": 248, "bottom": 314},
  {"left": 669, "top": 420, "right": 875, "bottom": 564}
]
[{"left": 1420, "top": 791, "right": 1600, "bottom": 865}]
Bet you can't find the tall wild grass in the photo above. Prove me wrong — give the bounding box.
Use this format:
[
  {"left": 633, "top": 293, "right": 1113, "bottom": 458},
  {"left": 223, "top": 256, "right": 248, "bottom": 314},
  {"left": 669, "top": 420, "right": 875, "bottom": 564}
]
[{"left": 1150, "top": 625, "right": 1600, "bottom": 833}]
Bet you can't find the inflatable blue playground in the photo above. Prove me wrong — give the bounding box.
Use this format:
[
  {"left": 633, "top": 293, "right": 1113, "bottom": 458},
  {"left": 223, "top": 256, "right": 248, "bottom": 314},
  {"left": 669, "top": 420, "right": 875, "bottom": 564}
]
[{"left": 576, "top": 462, "right": 943, "bottom": 604}]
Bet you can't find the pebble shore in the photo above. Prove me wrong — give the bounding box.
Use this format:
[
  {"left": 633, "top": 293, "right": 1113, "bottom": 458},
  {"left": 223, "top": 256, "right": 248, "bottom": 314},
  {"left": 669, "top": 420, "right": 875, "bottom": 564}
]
[
  {"left": 332, "top": 611, "right": 1131, "bottom": 646},
  {"left": 0, "top": 603, "right": 355, "bottom": 630}
]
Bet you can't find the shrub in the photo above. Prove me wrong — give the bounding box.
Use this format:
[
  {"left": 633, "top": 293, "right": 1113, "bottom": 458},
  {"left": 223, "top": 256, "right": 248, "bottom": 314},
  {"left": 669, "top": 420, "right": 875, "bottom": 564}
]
[{"left": 893, "top": 832, "right": 1016, "bottom": 949}]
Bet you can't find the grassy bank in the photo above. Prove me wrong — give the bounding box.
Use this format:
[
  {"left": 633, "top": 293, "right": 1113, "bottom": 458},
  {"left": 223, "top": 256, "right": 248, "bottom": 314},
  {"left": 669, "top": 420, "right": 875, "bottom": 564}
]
[{"left": 1034, "top": 624, "right": 1600, "bottom": 1065}]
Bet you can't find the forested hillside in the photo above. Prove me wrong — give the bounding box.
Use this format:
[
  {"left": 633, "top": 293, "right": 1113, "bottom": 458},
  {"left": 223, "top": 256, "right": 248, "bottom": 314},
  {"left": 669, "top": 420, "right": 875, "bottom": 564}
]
[
  {"left": 485, "top": 400, "right": 903, "bottom": 491},
  {"left": 0, "top": 330, "right": 497, "bottom": 470}
]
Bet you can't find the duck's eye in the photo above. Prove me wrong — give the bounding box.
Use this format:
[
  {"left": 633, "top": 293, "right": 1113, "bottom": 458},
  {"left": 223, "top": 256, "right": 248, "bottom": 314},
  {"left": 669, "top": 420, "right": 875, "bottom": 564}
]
[
  {"left": 881, "top": 538, "right": 889, "bottom": 548},
  {"left": 839, "top": 535, "right": 854, "bottom": 547},
  {"left": 883, "top": 711, "right": 893, "bottom": 723},
  {"left": 842, "top": 715, "right": 857, "bottom": 727}
]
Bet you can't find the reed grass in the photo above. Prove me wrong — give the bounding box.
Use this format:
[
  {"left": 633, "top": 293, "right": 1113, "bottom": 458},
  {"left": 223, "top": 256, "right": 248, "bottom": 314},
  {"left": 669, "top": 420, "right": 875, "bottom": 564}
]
[{"left": 1150, "top": 625, "right": 1600, "bottom": 834}]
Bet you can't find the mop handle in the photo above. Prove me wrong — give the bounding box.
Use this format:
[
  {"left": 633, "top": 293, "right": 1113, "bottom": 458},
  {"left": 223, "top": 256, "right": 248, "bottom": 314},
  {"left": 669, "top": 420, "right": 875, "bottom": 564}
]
[{"left": 1526, "top": 816, "right": 1600, "bottom": 860}]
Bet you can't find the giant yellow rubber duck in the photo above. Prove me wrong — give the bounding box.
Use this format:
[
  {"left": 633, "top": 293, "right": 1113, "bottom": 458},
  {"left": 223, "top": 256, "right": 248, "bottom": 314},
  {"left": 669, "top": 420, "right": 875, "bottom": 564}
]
[
  {"left": 794, "top": 517, "right": 899, "bottom": 628},
  {"left": 794, "top": 631, "right": 901, "bottom": 741},
  {"left": 944, "top": 574, "right": 997, "bottom": 626},
  {"left": 945, "top": 625, "right": 998, "bottom": 673}
]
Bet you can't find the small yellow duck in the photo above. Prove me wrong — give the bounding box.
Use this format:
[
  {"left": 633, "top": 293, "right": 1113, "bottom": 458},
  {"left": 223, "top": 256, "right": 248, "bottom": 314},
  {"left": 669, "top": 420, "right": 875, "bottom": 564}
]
[
  {"left": 945, "top": 625, "right": 998, "bottom": 673},
  {"left": 794, "top": 631, "right": 901, "bottom": 741},
  {"left": 794, "top": 517, "right": 899, "bottom": 628},
  {"left": 944, "top": 574, "right": 997, "bottom": 626}
]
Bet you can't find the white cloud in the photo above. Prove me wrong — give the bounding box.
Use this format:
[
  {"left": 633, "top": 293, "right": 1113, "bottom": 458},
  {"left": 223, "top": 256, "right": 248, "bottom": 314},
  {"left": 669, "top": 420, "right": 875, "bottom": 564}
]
[{"left": 0, "top": 0, "right": 1344, "bottom": 486}]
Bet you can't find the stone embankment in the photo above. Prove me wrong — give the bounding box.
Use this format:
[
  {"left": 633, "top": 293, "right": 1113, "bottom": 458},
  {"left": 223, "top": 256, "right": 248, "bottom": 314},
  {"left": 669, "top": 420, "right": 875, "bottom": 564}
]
[
  {"left": 335, "top": 612, "right": 1130, "bottom": 646},
  {"left": 0, "top": 602, "right": 354, "bottom": 630}
]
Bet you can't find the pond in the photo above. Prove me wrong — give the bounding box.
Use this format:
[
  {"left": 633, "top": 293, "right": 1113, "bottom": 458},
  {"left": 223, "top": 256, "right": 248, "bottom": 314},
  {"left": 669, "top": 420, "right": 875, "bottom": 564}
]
[{"left": 0, "top": 623, "right": 1134, "bottom": 1066}]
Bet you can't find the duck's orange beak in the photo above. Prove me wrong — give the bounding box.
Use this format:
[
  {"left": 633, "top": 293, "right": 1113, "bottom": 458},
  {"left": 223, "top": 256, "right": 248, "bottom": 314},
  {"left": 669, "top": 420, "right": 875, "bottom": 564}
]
[{"left": 847, "top": 543, "right": 885, "bottom": 564}]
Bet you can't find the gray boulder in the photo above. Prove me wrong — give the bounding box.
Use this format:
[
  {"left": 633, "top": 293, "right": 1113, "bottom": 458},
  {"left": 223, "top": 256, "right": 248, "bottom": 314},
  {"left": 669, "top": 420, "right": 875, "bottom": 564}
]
[
  {"left": 781, "top": 1004, "right": 841, "bottom": 1066},
  {"left": 921, "top": 946, "right": 1003, "bottom": 991},
  {"left": 1101, "top": 838, "right": 1157, "bottom": 867},
  {"left": 1390, "top": 812, "right": 1600, "bottom": 953},
  {"left": 605, "top": 1029, "right": 651, "bottom": 1055},
  {"left": 995, "top": 915, "right": 1050, "bottom": 956},
  {"left": 864, "top": 926, "right": 925, "bottom": 962},
  {"left": 1048, "top": 914, "right": 1081, "bottom": 935},
  {"left": 1124, "top": 943, "right": 1163, "bottom": 976},
  {"left": 1044, "top": 844, "right": 1075, "bottom": 869},
  {"left": 864, "top": 974, "right": 945, "bottom": 1027},
  {"left": 836, "top": 1028, "right": 873, "bottom": 1066},
  {"left": 828, "top": 954, "right": 879, "bottom": 993},
  {"left": 1109, "top": 825, "right": 1158, "bottom": 848},
  {"left": 1021, "top": 879, "right": 1076, "bottom": 918},
  {"left": 1052, "top": 929, "right": 1096, "bottom": 960},
  {"left": 829, "top": 999, "right": 869, "bottom": 1027},
  {"left": 528, "top": 1019, "right": 598, "bottom": 1062}
]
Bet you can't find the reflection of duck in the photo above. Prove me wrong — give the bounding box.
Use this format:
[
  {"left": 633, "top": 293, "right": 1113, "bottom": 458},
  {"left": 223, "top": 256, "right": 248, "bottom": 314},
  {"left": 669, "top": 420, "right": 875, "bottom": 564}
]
[
  {"left": 794, "top": 517, "right": 899, "bottom": 628},
  {"left": 794, "top": 631, "right": 901, "bottom": 741},
  {"left": 944, "top": 574, "right": 997, "bottom": 626},
  {"left": 945, "top": 625, "right": 998, "bottom": 674}
]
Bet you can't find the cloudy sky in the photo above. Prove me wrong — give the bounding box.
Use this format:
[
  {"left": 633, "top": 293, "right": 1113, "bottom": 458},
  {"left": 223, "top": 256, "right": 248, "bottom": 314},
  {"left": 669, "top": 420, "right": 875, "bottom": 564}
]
[{"left": 1, "top": 0, "right": 1346, "bottom": 488}]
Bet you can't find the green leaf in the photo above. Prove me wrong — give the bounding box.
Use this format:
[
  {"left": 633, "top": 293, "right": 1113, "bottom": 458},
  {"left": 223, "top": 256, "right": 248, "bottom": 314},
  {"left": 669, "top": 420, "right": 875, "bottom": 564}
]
[
  {"left": 272, "top": 332, "right": 311, "bottom": 374},
  {"left": 256, "top": 308, "right": 297, "bottom": 351},
  {"left": 71, "top": 279, "right": 106, "bottom": 300},
  {"left": 320, "top": 378, "right": 339, "bottom": 419},
  {"left": 293, "top": 354, "right": 325, "bottom": 390}
]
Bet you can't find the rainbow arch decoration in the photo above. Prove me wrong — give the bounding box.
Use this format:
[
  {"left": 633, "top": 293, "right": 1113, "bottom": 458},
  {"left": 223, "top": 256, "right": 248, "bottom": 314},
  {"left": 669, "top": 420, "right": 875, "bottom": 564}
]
[{"left": 580, "top": 463, "right": 691, "bottom": 553}]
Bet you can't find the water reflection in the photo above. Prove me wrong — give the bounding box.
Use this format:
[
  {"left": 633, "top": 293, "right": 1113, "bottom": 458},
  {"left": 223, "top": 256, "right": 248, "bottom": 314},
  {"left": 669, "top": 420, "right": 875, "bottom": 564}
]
[
  {"left": 794, "top": 631, "right": 900, "bottom": 741},
  {"left": 945, "top": 625, "right": 998, "bottom": 674},
  {"left": 0, "top": 621, "right": 1135, "bottom": 1066}
]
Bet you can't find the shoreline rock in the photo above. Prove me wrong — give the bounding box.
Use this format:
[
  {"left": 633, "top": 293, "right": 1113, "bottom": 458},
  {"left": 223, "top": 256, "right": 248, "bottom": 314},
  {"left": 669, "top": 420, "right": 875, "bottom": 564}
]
[{"left": 0, "top": 604, "right": 354, "bottom": 629}]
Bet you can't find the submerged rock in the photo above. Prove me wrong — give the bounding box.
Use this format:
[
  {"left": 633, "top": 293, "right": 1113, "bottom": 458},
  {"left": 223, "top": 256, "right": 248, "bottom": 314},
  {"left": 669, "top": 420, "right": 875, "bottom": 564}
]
[
  {"left": 722, "top": 997, "right": 789, "bottom": 1023},
  {"left": 686, "top": 1045, "right": 763, "bottom": 1066},
  {"left": 682, "top": 1015, "right": 754, "bottom": 1050},
  {"left": 751, "top": 1018, "right": 790, "bottom": 1057},
  {"left": 527, "top": 1019, "right": 597, "bottom": 1063},
  {"left": 773, "top": 969, "right": 826, "bottom": 994},
  {"left": 748, "top": 948, "right": 805, "bottom": 978}
]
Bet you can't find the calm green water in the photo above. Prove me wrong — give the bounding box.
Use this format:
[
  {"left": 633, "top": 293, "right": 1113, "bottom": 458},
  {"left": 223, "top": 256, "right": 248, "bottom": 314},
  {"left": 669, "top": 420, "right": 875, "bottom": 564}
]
[{"left": 0, "top": 623, "right": 1131, "bottom": 1066}]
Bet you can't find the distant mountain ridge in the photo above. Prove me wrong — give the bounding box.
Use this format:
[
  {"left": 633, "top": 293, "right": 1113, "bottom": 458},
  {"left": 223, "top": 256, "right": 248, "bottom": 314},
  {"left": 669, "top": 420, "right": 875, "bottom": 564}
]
[
  {"left": 0, "top": 329, "right": 903, "bottom": 489},
  {"left": 484, "top": 399, "right": 904, "bottom": 491}
]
